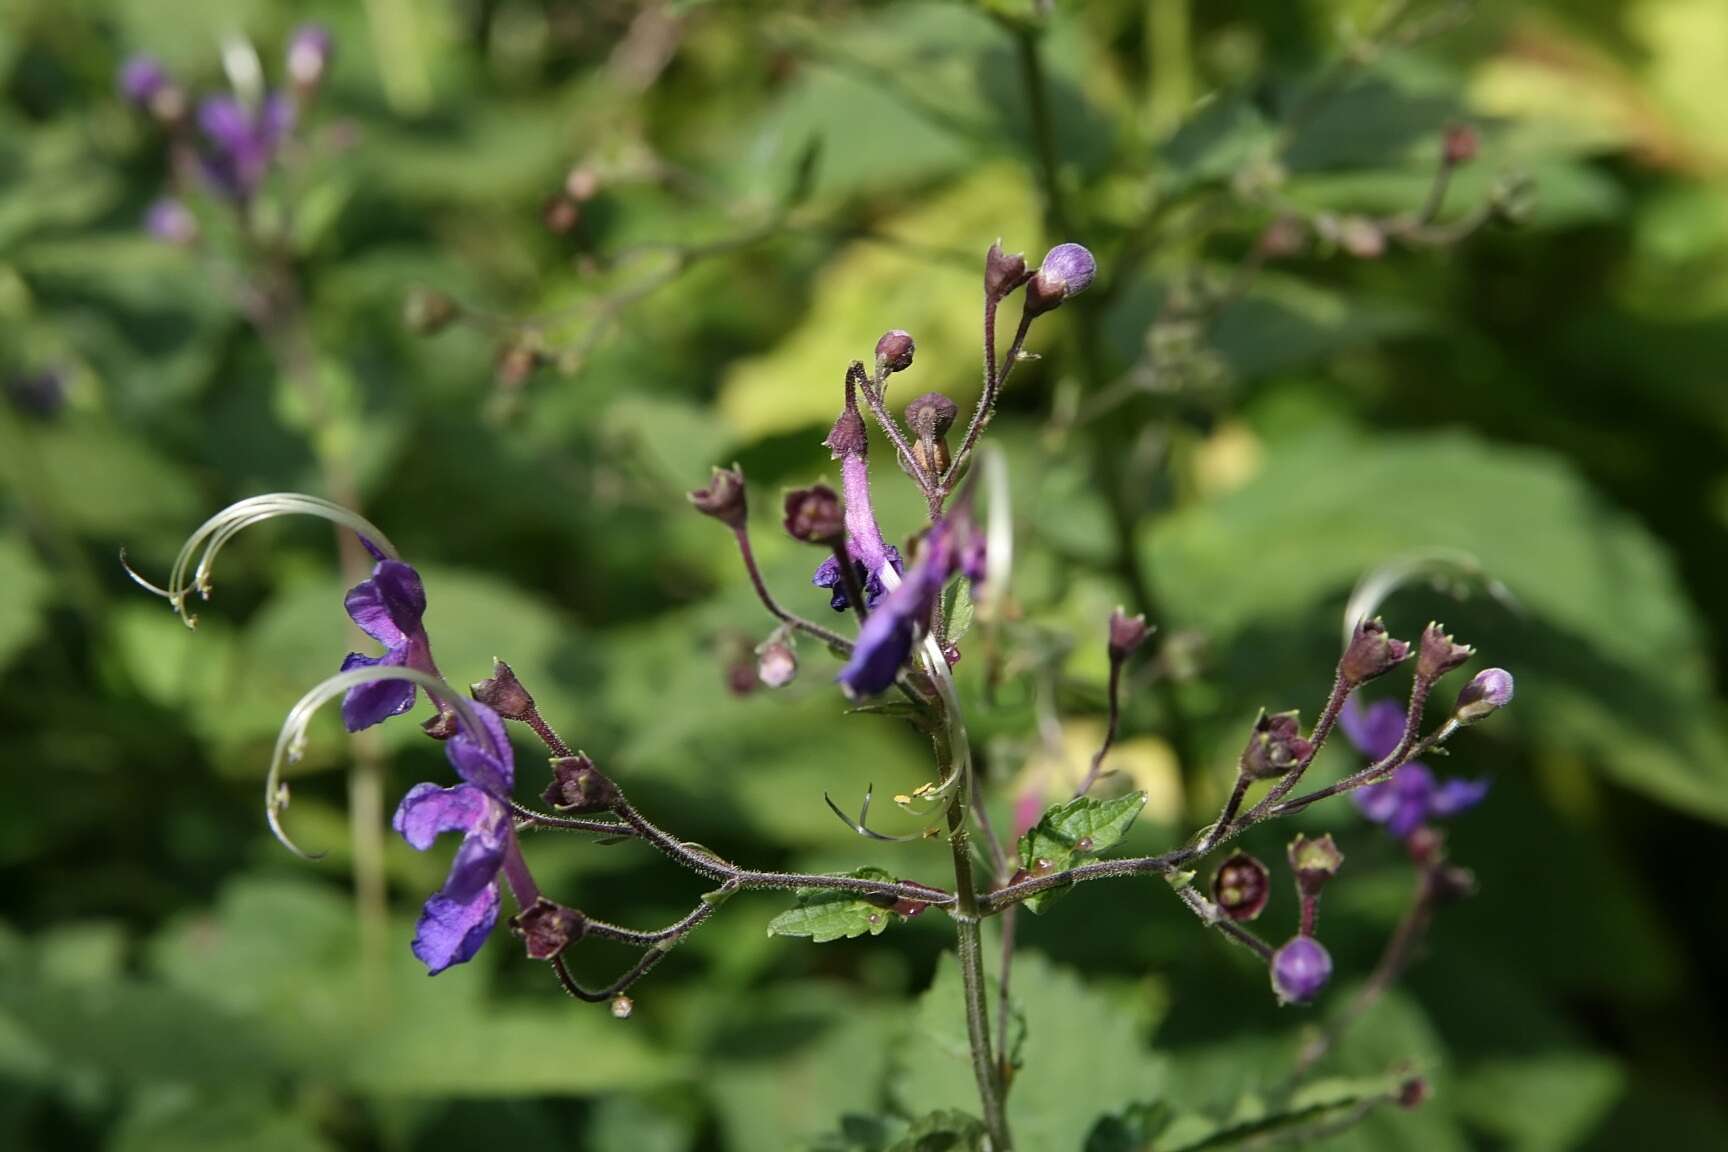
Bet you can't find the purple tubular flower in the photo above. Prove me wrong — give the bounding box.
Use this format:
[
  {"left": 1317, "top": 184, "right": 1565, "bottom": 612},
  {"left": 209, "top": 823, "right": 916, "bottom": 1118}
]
[
  {"left": 1271, "top": 936, "right": 1332, "bottom": 1004},
  {"left": 837, "top": 524, "right": 956, "bottom": 697},
  {"left": 812, "top": 545, "right": 902, "bottom": 612},
  {"left": 119, "top": 55, "right": 170, "bottom": 107},
  {"left": 197, "top": 93, "right": 294, "bottom": 201},
  {"left": 393, "top": 703, "right": 518, "bottom": 973},
  {"left": 339, "top": 546, "right": 441, "bottom": 731},
  {"left": 1340, "top": 697, "right": 1488, "bottom": 838},
  {"left": 815, "top": 380, "right": 901, "bottom": 610}
]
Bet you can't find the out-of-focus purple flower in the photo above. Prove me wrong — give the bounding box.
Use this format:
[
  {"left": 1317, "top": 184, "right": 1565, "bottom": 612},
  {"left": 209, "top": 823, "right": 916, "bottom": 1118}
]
[
  {"left": 339, "top": 541, "right": 442, "bottom": 731},
  {"left": 393, "top": 703, "right": 517, "bottom": 973},
  {"left": 144, "top": 197, "right": 198, "bottom": 246},
  {"left": 286, "top": 24, "right": 334, "bottom": 89},
  {"left": 837, "top": 521, "right": 957, "bottom": 697},
  {"left": 1341, "top": 697, "right": 1488, "bottom": 838},
  {"left": 119, "top": 54, "right": 171, "bottom": 108},
  {"left": 812, "top": 545, "right": 902, "bottom": 613},
  {"left": 4, "top": 369, "right": 68, "bottom": 420},
  {"left": 1271, "top": 935, "right": 1332, "bottom": 1004},
  {"left": 197, "top": 93, "right": 294, "bottom": 201}
]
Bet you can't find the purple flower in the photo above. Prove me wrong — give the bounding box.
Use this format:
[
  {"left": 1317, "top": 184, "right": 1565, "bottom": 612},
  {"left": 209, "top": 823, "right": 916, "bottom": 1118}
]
[
  {"left": 812, "top": 545, "right": 902, "bottom": 612},
  {"left": 339, "top": 542, "right": 442, "bottom": 731},
  {"left": 392, "top": 703, "right": 517, "bottom": 973},
  {"left": 119, "top": 55, "right": 170, "bottom": 108},
  {"left": 144, "top": 197, "right": 198, "bottom": 246},
  {"left": 1340, "top": 697, "right": 1488, "bottom": 838},
  {"left": 286, "top": 24, "right": 334, "bottom": 88},
  {"left": 197, "top": 93, "right": 294, "bottom": 201},
  {"left": 837, "top": 522, "right": 957, "bottom": 697},
  {"left": 1271, "top": 935, "right": 1332, "bottom": 1004}
]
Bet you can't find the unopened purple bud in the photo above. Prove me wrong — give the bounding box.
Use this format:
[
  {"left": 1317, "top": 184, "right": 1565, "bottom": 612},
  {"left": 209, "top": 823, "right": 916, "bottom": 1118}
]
[
  {"left": 689, "top": 466, "right": 748, "bottom": 529},
  {"left": 144, "top": 197, "right": 198, "bottom": 246},
  {"left": 782, "top": 484, "right": 844, "bottom": 545},
  {"left": 875, "top": 330, "right": 915, "bottom": 374},
  {"left": 1454, "top": 667, "right": 1513, "bottom": 724},
  {"left": 824, "top": 407, "right": 868, "bottom": 461},
  {"left": 510, "top": 897, "right": 585, "bottom": 960},
  {"left": 1417, "top": 621, "right": 1474, "bottom": 682},
  {"left": 1108, "top": 608, "right": 1150, "bottom": 659},
  {"left": 1443, "top": 123, "right": 1479, "bottom": 167},
  {"left": 119, "top": 54, "right": 170, "bottom": 109},
  {"left": 1340, "top": 617, "right": 1411, "bottom": 686},
  {"left": 1211, "top": 853, "right": 1270, "bottom": 922},
  {"left": 1271, "top": 936, "right": 1332, "bottom": 1005},
  {"left": 985, "top": 241, "right": 1030, "bottom": 301},
  {"left": 758, "top": 641, "right": 797, "bottom": 689},
  {"left": 287, "top": 24, "right": 334, "bottom": 89},
  {"left": 1025, "top": 242, "right": 1097, "bottom": 315}
]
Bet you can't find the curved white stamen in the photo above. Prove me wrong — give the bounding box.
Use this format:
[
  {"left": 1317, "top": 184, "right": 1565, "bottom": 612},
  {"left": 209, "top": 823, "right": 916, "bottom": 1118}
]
[
  {"left": 266, "top": 667, "right": 502, "bottom": 860},
  {"left": 123, "top": 494, "right": 398, "bottom": 628},
  {"left": 981, "top": 445, "right": 1013, "bottom": 616},
  {"left": 1341, "top": 548, "right": 1520, "bottom": 649}
]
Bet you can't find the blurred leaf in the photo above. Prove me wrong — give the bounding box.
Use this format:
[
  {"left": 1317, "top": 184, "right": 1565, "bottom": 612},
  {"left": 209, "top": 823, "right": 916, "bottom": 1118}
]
[
  {"left": 29, "top": 417, "right": 199, "bottom": 536},
  {"left": 767, "top": 866, "right": 905, "bottom": 942},
  {"left": 112, "top": 1089, "right": 335, "bottom": 1152},
  {"left": 1452, "top": 1049, "right": 1624, "bottom": 1152},
  {"left": 886, "top": 1111, "right": 986, "bottom": 1152},
  {"left": 0, "top": 534, "right": 49, "bottom": 676},
  {"left": 894, "top": 951, "right": 1165, "bottom": 1151}
]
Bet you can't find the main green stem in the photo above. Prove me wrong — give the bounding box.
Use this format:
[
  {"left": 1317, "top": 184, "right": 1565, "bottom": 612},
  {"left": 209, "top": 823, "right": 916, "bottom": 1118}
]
[{"left": 938, "top": 725, "right": 1012, "bottom": 1149}]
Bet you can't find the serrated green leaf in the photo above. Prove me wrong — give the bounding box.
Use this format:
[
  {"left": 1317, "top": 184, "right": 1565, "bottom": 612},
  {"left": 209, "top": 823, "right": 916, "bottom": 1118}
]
[
  {"left": 766, "top": 867, "right": 902, "bottom": 943},
  {"left": 1017, "top": 792, "right": 1147, "bottom": 912}
]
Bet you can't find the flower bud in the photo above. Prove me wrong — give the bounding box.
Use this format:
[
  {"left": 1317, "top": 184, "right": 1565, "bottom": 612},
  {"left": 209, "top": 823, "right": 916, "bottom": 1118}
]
[
  {"left": 471, "top": 658, "right": 536, "bottom": 721},
  {"left": 1025, "top": 242, "right": 1097, "bottom": 316},
  {"left": 510, "top": 897, "right": 585, "bottom": 960},
  {"left": 564, "top": 165, "right": 600, "bottom": 201},
  {"left": 1108, "top": 608, "right": 1150, "bottom": 659},
  {"left": 758, "top": 641, "right": 797, "bottom": 689},
  {"left": 875, "top": 330, "right": 916, "bottom": 374},
  {"left": 1271, "top": 935, "right": 1332, "bottom": 1005},
  {"left": 543, "top": 754, "right": 618, "bottom": 813},
  {"left": 1340, "top": 617, "right": 1411, "bottom": 686},
  {"left": 905, "top": 391, "right": 957, "bottom": 474},
  {"left": 1453, "top": 667, "right": 1513, "bottom": 724},
  {"left": 286, "top": 24, "right": 335, "bottom": 90},
  {"left": 4, "top": 369, "right": 67, "bottom": 421},
  {"left": 145, "top": 198, "right": 199, "bottom": 247},
  {"left": 985, "top": 241, "right": 1030, "bottom": 301},
  {"left": 542, "top": 195, "right": 580, "bottom": 235},
  {"left": 1241, "top": 710, "right": 1312, "bottom": 780},
  {"left": 403, "top": 288, "right": 460, "bottom": 335},
  {"left": 1398, "top": 1076, "right": 1430, "bottom": 1110},
  {"left": 782, "top": 484, "right": 844, "bottom": 545},
  {"left": 688, "top": 466, "right": 748, "bottom": 530},
  {"left": 1442, "top": 123, "right": 1479, "bottom": 167},
  {"left": 119, "top": 55, "right": 184, "bottom": 121},
  {"left": 1287, "top": 833, "right": 1344, "bottom": 899},
  {"left": 1417, "top": 621, "right": 1474, "bottom": 682},
  {"left": 1210, "top": 853, "right": 1270, "bottom": 922}
]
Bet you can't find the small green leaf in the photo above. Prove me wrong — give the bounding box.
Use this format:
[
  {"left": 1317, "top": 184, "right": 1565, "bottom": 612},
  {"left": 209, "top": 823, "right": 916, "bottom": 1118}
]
[
  {"left": 766, "top": 867, "right": 903, "bottom": 943},
  {"left": 941, "top": 578, "right": 977, "bottom": 646},
  {"left": 887, "top": 1110, "right": 985, "bottom": 1152},
  {"left": 1017, "top": 792, "right": 1147, "bottom": 913}
]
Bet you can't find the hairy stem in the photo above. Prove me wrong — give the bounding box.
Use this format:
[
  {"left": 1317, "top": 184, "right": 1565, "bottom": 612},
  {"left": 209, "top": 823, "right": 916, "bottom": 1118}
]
[{"left": 730, "top": 525, "right": 856, "bottom": 652}]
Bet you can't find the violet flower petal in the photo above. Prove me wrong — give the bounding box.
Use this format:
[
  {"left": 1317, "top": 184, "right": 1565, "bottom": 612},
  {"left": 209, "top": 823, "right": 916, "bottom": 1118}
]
[
  {"left": 446, "top": 701, "right": 515, "bottom": 797},
  {"left": 411, "top": 883, "right": 500, "bottom": 974},
  {"left": 339, "top": 649, "right": 417, "bottom": 731}
]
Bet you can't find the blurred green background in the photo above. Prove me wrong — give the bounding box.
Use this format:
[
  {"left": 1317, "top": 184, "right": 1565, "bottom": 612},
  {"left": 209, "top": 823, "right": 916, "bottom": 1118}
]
[{"left": 4, "top": 0, "right": 1728, "bottom": 1148}]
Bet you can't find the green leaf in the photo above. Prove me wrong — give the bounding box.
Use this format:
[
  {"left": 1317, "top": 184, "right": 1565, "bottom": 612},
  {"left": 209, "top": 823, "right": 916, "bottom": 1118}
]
[
  {"left": 894, "top": 951, "right": 1165, "bottom": 1152},
  {"left": 0, "top": 534, "right": 49, "bottom": 677},
  {"left": 886, "top": 1111, "right": 986, "bottom": 1152},
  {"left": 941, "top": 579, "right": 977, "bottom": 647},
  {"left": 767, "top": 867, "right": 904, "bottom": 943},
  {"left": 1016, "top": 792, "right": 1147, "bottom": 913},
  {"left": 1144, "top": 429, "right": 1728, "bottom": 822}
]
